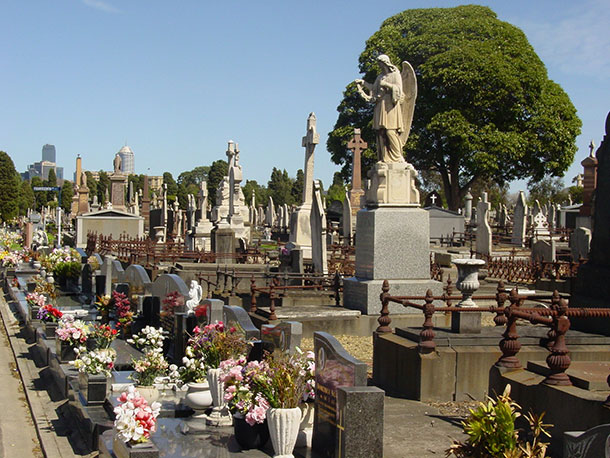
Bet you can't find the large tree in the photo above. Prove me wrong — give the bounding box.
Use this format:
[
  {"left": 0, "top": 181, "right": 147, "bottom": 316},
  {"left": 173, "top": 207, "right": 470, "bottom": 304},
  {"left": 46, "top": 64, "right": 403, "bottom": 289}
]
[
  {"left": 19, "top": 179, "right": 35, "bottom": 215},
  {"left": 60, "top": 180, "right": 74, "bottom": 213},
  {"left": 0, "top": 152, "right": 20, "bottom": 221},
  {"left": 328, "top": 5, "right": 581, "bottom": 210},
  {"left": 206, "top": 160, "right": 228, "bottom": 201},
  {"left": 267, "top": 168, "right": 295, "bottom": 206}
]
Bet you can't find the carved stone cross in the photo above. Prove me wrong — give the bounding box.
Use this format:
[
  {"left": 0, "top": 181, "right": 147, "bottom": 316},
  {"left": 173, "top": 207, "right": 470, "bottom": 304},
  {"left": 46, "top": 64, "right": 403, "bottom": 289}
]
[
  {"left": 301, "top": 113, "right": 320, "bottom": 206},
  {"left": 430, "top": 194, "right": 437, "bottom": 206},
  {"left": 347, "top": 128, "right": 367, "bottom": 191}
]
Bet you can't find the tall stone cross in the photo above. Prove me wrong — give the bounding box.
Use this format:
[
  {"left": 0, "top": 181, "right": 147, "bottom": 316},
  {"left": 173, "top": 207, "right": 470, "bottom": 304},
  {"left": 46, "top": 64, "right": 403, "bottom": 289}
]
[
  {"left": 589, "top": 140, "right": 596, "bottom": 156},
  {"left": 228, "top": 141, "right": 242, "bottom": 220},
  {"left": 347, "top": 128, "right": 367, "bottom": 191},
  {"left": 301, "top": 113, "right": 319, "bottom": 206}
]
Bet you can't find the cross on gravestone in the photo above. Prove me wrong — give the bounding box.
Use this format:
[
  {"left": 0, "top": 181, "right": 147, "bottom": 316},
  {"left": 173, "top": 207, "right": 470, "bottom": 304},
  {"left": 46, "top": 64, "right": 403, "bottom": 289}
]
[
  {"left": 347, "top": 128, "right": 367, "bottom": 192},
  {"left": 301, "top": 113, "right": 320, "bottom": 206},
  {"left": 430, "top": 194, "right": 437, "bottom": 206}
]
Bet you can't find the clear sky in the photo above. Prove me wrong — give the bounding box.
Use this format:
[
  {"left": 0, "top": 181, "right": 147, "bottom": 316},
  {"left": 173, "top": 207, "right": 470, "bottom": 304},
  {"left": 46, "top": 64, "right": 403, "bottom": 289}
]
[{"left": 2, "top": 0, "right": 608, "bottom": 193}]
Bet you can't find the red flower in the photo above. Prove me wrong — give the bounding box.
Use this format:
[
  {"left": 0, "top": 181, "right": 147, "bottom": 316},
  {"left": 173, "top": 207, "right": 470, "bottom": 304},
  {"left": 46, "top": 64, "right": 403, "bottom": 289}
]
[{"left": 195, "top": 304, "right": 208, "bottom": 318}]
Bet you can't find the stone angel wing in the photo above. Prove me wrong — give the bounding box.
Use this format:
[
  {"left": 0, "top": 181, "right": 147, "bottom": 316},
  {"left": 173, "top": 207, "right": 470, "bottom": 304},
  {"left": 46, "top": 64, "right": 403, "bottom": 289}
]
[{"left": 399, "top": 61, "right": 417, "bottom": 145}]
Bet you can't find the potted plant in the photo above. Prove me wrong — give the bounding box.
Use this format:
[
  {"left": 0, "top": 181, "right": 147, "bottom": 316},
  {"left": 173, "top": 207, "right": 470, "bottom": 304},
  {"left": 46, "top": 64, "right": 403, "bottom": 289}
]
[
  {"left": 55, "top": 315, "right": 89, "bottom": 362},
  {"left": 25, "top": 291, "right": 46, "bottom": 321},
  {"left": 220, "top": 357, "right": 271, "bottom": 449},
  {"left": 113, "top": 291, "right": 134, "bottom": 339},
  {"left": 187, "top": 322, "right": 251, "bottom": 426},
  {"left": 89, "top": 323, "right": 118, "bottom": 350},
  {"left": 127, "top": 327, "right": 168, "bottom": 404},
  {"left": 113, "top": 386, "right": 161, "bottom": 458},
  {"left": 177, "top": 332, "right": 212, "bottom": 418},
  {"left": 72, "top": 347, "right": 116, "bottom": 405},
  {"left": 37, "top": 303, "right": 63, "bottom": 338},
  {"left": 95, "top": 295, "right": 112, "bottom": 324}
]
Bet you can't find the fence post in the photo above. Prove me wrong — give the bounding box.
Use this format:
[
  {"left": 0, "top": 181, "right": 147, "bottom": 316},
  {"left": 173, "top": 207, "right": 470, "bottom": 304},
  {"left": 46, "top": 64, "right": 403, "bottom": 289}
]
[
  {"left": 334, "top": 272, "right": 342, "bottom": 307},
  {"left": 418, "top": 289, "right": 436, "bottom": 354},
  {"left": 250, "top": 276, "right": 257, "bottom": 314},
  {"left": 493, "top": 280, "right": 508, "bottom": 326},
  {"left": 496, "top": 289, "right": 522, "bottom": 368},
  {"left": 268, "top": 281, "right": 277, "bottom": 321},
  {"left": 544, "top": 298, "right": 572, "bottom": 386},
  {"left": 376, "top": 280, "right": 392, "bottom": 334}
]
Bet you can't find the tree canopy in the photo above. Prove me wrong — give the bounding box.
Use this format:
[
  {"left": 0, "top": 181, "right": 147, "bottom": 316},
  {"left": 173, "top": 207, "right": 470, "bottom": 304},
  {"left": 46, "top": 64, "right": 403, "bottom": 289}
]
[
  {"left": 327, "top": 5, "right": 581, "bottom": 210},
  {"left": 0, "top": 152, "right": 20, "bottom": 221}
]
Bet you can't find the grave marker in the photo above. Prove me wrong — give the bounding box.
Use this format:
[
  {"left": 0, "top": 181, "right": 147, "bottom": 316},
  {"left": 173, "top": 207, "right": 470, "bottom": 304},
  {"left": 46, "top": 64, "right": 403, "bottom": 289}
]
[{"left": 261, "top": 321, "right": 303, "bottom": 354}]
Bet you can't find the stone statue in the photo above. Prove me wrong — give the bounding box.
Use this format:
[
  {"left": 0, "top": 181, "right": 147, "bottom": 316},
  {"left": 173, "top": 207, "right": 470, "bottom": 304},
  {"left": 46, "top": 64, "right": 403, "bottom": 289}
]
[
  {"left": 185, "top": 280, "right": 203, "bottom": 314},
  {"left": 113, "top": 153, "right": 122, "bottom": 174},
  {"left": 355, "top": 54, "right": 417, "bottom": 163},
  {"left": 81, "top": 171, "right": 87, "bottom": 187}
]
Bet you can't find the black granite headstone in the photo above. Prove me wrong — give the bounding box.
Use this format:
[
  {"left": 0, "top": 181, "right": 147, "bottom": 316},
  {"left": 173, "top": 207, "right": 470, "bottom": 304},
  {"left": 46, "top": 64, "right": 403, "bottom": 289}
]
[
  {"left": 222, "top": 305, "right": 260, "bottom": 340},
  {"left": 95, "top": 275, "right": 106, "bottom": 297},
  {"left": 261, "top": 321, "right": 302, "bottom": 354},
  {"left": 312, "top": 331, "right": 368, "bottom": 458},
  {"left": 81, "top": 264, "right": 93, "bottom": 295}
]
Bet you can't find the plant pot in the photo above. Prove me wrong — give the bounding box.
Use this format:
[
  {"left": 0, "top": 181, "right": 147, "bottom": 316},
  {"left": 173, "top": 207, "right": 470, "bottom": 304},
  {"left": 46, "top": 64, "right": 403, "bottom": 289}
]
[
  {"left": 113, "top": 435, "right": 159, "bottom": 458},
  {"left": 120, "top": 323, "right": 133, "bottom": 340},
  {"left": 267, "top": 407, "right": 301, "bottom": 458},
  {"left": 205, "top": 367, "right": 232, "bottom": 426},
  {"left": 233, "top": 412, "right": 270, "bottom": 450},
  {"left": 56, "top": 339, "right": 76, "bottom": 363},
  {"left": 78, "top": 372, "right": 109, "bottom": 405},
  {"left": 299, "top": 401, "right": 314, "bottom": 430},
  {"left": 30, "top": 305, "right": 40, "bottom": 321},
  {"left": 44, "top": 321, "right": 58, "bottom": 339},
  {"left": 135, "top": 385, "right": 159, "bottom": 405},
  {"left": 184, "top": 381, "right": 212, "bottom": 418}
]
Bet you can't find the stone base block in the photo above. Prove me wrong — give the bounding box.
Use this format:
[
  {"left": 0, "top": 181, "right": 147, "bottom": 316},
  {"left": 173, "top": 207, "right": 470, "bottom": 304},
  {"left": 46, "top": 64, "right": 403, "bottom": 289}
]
[
  {"left": 343, "top": 277, "right": 443, "bottom": 315},
  {"left": 451, "top": 311, "right": 481, "bottom": 334}
]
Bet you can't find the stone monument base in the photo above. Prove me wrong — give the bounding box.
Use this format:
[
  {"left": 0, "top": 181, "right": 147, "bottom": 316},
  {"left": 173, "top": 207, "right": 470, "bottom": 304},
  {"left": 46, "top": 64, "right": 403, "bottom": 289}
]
[
  {"left": 344, "top": 278, "right": 443, "bottom": 315},
  {"left": 288, "top": 205, "right": 312, "bottom": 260},
  {"left": 366, "top": 161, "right": 420, "bottom": 207}
]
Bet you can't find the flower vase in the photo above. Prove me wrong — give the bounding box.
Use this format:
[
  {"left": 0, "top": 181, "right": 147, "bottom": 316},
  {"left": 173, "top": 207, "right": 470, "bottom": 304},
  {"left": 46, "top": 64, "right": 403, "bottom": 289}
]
[
  {"left": 205, "top": 368, "right": 233, "bottom": 426},
  {"left": 120, "top": 323, "right": 133, "bottom": 340},
  {"left": 44, "top": 321, "right": 58, "bottom": 339},
  {"left": 295, "top": 401, "right": 314, "bottom": 448},
  {"left": 100, "top": 309, "right": 110, "bottom": 325},
  {"left": 135, "top": 386, "right": 159, "bottom": 405},
  {"left": 30, "top": 305, "right": 40, "bottom": 321},
  {"left": 113, "top": 435, "right": 159, "bottom": 458},
  {"left": 78, "top": 372, "right": 109, "bottom": 405},
  {"left": 233, "top": 412, "right": 270, "bottom": 450},
  {"left": 184, "top": 381, "right": 213, "bottom": 418},
  {"left": 267, "top": 407, "right": 301, "bottom": 458},
  {"left": 56, "top": 339, "right": 76, "bottom": 363}
]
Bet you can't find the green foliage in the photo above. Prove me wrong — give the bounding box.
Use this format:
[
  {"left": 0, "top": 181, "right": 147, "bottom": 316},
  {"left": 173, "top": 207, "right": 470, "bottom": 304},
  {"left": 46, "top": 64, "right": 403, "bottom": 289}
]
[
  {"left": 85, "top": 171, "right": 98, "bottom": 200},
  {"left": 44, "top": 168, "right": 58, "bottom": 203},
  {"left": 97, "top": 171, "right": 110, "bottom": 204},
  {"left": 128, "top": 174, "right": 145, "bottom": 196},
  {"left": 163, "top": 172, "right": 178, "bottom": 203},
  {"left": 328, "top": 5, "right": 581, "bottom": 210},
  {"left": 527, "top": 176, "right": 567, "bottom": 206},
  {"left": 326, "top": 172, "right": 347, "bottom": 205},
  {"left": 177, "top": 166, "right": 209, "bottom": 187},
  {"left": 31, "top": 176, "right": 46, "bottom": 210},
  {"left": 567, "top": 186, "right": 583, "bottom": 204},
  {"left": 291, "top": 169, "right": 304, "bottom": 205},
  {"left": 446, "top": 385, "right": 550, "bottom": 458},
  {"left": 207, "top": 160, "right": 228, "bottom": 200},
  {"left": 0, "top": 152, "right": 20, "bottom": 221},
  {"left": 242, "top": 180, "right": 267, "bottom": 207},
  {"left": 267, "top": 167, "right": 295, "bottom": 206},
  {"left": 60, "top": 180, "right": 74, "bottom": 213},
  {"left": 19, "top": 179, "right": 35, "bottom": 215},
  {"left": 53, "top": 261, "right": 81, "bottom": 280}
]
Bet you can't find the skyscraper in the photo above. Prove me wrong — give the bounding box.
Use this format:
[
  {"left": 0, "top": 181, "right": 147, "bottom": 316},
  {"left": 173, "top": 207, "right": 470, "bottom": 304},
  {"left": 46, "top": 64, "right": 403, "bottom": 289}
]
[
  {"left": 118, "top": 145, "right": 135, "bottom": 174},
  {"left": 42, "top": 144, "right": 56, "bottom": 163}
]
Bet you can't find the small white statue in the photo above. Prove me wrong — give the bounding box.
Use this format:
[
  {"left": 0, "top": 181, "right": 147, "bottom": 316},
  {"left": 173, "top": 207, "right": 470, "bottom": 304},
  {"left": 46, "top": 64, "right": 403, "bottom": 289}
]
[{"left": 185, "top": 280, "right": 203, "bottom": 314}]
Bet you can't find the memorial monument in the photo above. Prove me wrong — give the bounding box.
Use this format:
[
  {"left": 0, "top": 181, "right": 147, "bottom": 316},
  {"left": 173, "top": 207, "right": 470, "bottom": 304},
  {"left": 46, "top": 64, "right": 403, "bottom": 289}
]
[{"left": 344, "top": 55, "right": 441, "bottom": 314}]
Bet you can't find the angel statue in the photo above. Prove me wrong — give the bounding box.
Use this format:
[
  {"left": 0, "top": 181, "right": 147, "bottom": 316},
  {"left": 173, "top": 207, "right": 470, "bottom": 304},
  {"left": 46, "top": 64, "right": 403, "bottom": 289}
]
[
  {"left": 186, "top": 280, "right": 203, "bottom": 314},
  {"left": 354, "top": 54, "right": 417, "bottom": 163}
]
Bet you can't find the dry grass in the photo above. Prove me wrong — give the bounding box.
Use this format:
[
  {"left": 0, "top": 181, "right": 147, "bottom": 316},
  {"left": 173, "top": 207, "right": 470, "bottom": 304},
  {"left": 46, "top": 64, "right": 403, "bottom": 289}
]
[{"left": 301, "top": 335, "right": 374, "bottom": 367}]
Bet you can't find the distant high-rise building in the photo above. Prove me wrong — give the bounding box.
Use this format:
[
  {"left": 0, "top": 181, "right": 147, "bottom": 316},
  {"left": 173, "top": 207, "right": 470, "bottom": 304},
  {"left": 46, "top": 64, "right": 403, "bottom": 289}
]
[
  {"left": 117, "top": 145, "right": 135, "bottom": 175},
  {"left": 42, "top": 144, "right": 56, "bottom": 163}
]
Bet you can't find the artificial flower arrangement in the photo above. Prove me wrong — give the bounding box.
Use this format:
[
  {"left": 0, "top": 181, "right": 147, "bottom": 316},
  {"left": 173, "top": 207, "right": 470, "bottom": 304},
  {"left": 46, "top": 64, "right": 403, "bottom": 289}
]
[
  {"left": 37, "top": 304, "right": 63, "bottom": 323},
  {"left": 90, "top": 324, "right": 118, "bottom": 349},
  {"left": 34, "top": 277, "right": 57, "bottom": 301},
  {"left": 127, "top": 326, "right": 165, "bottom": 352},
  {"left": 113, "top": 290, "right": 134, "bottom": 330},
  {"left": 42, "top": 246, "right": 80, "bottom": 272},
  {"left": 128, "top": 327, "right": 168, "bottom": 387},
  {"left": 95, "top": 294, "right": 112, "bottom": 314},
  {"left": 188, "top": 322, "right": 251, "bottom": 370},
  {"left": 177, "top": 329, "right": 211, "bottom": 384},
  {"left": 55, "top": 315, "right": 90, "bottom": 346},
  {"left": 161, "top": 290, "right": 184, "bottom": 319},
  {"left": 86, "top": 255, "right": 100, "bottom": 272},
  {"left": 194, "top": 303, "right": 208, "bottom": 319},
  {"left": 0, "top": 249, "right": 23, "bottom": 267},
  {"left": 114, "top": 386, "right": 161, "bottom": 444},
  {"left": 26, "top": 291, "right": 46, "bottom": 308},
  {"left": 72, "top": 346, "right": 116, "bottom": 377},
  {"left": 0, "top": 228, "right": 23, "bottom": 249}
]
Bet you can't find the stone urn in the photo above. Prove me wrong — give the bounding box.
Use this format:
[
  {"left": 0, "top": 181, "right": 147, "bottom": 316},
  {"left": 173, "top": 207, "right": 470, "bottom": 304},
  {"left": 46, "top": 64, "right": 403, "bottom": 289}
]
[
  {"left": 267, "top": 407, "right": 301, "bottom": 458},
  {"left": 452, "top": 259, "right": 486, "bottom": 307},
  {"left": 205, "top": 368, "right": 233, "bottom": 426},
  {"left": 184, "top": 381, "right": 213, "bottom": 418},
  {"left": 135, "top": 386, "right": 159, "bottom": 405}
]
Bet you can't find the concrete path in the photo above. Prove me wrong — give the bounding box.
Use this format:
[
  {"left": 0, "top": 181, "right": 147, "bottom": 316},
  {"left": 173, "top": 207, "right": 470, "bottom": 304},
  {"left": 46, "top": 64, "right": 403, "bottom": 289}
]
[{"left": 0, "top": 296, "right": 42, "bottom": 457}]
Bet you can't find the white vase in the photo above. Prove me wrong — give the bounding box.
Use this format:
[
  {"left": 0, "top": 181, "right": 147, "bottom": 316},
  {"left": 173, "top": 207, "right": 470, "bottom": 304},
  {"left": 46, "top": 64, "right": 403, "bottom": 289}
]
[
  {"left": 267, "top": 407, "right": 301, "bottom": 458},
  {"left": 184, "top": 381, "right": 212, "bottom": 418},
  {"left": 205, "top": 368, "right": 232, "bottom": 426},
  {"left": 135, "top": 385, "right": 159, "bottom": 405}
]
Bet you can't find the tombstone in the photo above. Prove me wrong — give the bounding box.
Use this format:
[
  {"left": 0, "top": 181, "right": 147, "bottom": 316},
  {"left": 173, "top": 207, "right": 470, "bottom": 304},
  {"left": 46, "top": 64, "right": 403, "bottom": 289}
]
[
  {"left": 571, "top": 227, "right": 591, "bottom": 261},
  {"left": 265, "top": 196, "right": 276, "bottom": 227},
  {"left": 289, "top": 113, "right": 320, "bottom": 259},
  {"left": 424, "top": 191, "right": 441, "bottom": 207},
  {"left": 532, "top": 239, "right": 556, "bottom": 262},
  {"left": 102, "top": 255, "right": 116, "bottom": 296},
  {"left": 341, "top": 192, "right": 353, "bottom": 243},
  {"left": 261, "top": 321, "right": 303, "bottom": 354},
  {"left": 311, "top": 180, "right": 328, "bottom": 274},
  {"left": 564, "top": 423, "right": 610, "bottom": 458},
  {"left": 151, "top": 274, "right": 189, "bottom": 300},
  {"left": 222, "top": 305, "right": 260, "bottom": 341},
  {"left": 81, "top": 263, "right": 93, "bottom": 297},
  {"left": 257, "top": 206, "right": 265, "bottom": 226},
  {"left": 123, "top": 264, "right": 152, "bottom": 295},
  {"left": 203, "top": 298, "right": 224, "bottom": 325},
  {"left": 142, "top": 296, "right": 161, "bottom": 328},
  {"left": 511, "top": 191, "right": 528, "bottom": 247},
  {"left": 475, "top": 192, "right": 492, "bottom": 256},
  {"left": 312, "top": 332, "right": 383, "bottom": 458}
]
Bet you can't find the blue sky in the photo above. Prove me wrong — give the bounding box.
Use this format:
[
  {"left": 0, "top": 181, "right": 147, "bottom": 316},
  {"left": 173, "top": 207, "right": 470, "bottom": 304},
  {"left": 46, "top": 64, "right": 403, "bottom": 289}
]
[{"left": 2, "top": 0, "right": 608, "bottom": 193}]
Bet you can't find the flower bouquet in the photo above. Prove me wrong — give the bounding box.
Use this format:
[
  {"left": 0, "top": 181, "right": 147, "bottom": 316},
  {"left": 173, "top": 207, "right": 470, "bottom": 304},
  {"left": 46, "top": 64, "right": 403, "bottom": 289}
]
[
  {"left": 113, "top": 386, "right": 161, "bottom": 457},
  {"left": 127, "top": 326, "right": 165, "bottom": 352},
  {"left": 95, "top": 295, "right": 112, "bottom": 323},
  {"left": 55, "top": 315, "right": 89, "bottom": 362},
  {"left": 73, "top": 346, "right": 117, "bottom": 404},
  {"left": 89, "top": 324, "right": 118, "bottom": 350},
  {"left": 37, "top": 303, "right": 63, "bottom": 338},
  {"left": 0, "top": 249, "right": 23, "bottom": 268},
  {"left": 129, "top": 349, "right": 169, "bottom": 404},
  {"left": 113, "top": 291, "right": 134, "bottom": 337},
  {"left": 161, "top": 290, "right": 184, "bottom": 319},
  {"left": 26, "top": 291, "right": 46, "bottom": 320}
]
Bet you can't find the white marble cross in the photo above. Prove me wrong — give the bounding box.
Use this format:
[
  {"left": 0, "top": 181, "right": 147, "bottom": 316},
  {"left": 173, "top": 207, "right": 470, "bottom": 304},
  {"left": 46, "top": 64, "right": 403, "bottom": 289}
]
[
  {"left": 430, "top": 194, "right": 437, "bottom": 206},
  {"left": 301, "top": 113, "right": 320, "bottom": 206}
]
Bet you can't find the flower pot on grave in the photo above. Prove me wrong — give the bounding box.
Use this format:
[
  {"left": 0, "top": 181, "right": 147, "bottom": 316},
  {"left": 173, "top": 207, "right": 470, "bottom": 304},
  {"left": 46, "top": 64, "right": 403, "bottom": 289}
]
[
  {"left": 55, "top": 339, "right": 76, "bottom": 363},
  {"left": 30, "top": 305, "right": 40, "bottom": 321},
  {"left": 184, "top": 381, "right": 212, "bottom": 418},
  {"left": 233, "top": 412, "right": 270, "bottom": 450},
  {"left": 78, "top": 372, "right": 109, "bottom": 405},
  {"left": 44, "top": 321, "right": 58, "bottom": 339},
  {"left": 120, "top": 323, "right": 133, "bottom": 340},
  {"left": 113, "top": 435, "right": 159, "bottom": 458},
  {"left": 135, "top": 386, "right": 159, "bottom": 405},
  {"left": 99, "top": 309, "right": 110, "bottom": 325},
  {"left": 296, "top": 401, "right": 314, "bottom": 448},
  {"left": 205, "top": 368, "right": 233, "bottom": 426},
  {"left": 267, "top": 407, "right": 301, "bottom": 458}
]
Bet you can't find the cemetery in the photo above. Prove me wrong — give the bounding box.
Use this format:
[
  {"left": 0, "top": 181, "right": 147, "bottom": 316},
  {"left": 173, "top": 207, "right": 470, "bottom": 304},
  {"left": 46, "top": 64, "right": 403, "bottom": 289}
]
[{"left": 2, "top": 4, "right": 610, "bottom": 458}]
